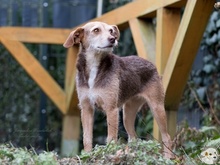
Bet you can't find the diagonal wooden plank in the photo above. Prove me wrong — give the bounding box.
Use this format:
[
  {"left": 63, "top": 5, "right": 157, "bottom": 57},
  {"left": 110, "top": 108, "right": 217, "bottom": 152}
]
[
  {"left": 154, "top": 8, "right": 181, "bottom": 140},
  {"left": 82, "top": 0, "right": 185, "bottom": 29},
  {"left": 0, "top": 27, "right": 71, "bottom": 44},
  {"left": 0, "top": 37, "right": 66, "bottom": 113},
  {"left": 65, "top": 47, "right": 80, "bottom": 115},
  {"left": 63, "top": 0, "right": 187, "bottom": 29},
  {"left": 156, "top": 8, "right": 180, "bottom": 74},
  {"left": 163, "top": 0, "right": 215, "bottom": 110},
  {"left": 0, "top": 1, "right": 186, "bottom": 45},
  {"left": 129, "top": 18, "right": 156, "bottom": 63}
]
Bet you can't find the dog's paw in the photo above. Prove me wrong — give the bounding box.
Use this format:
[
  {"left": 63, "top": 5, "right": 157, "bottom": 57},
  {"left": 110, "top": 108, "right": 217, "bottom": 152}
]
[{"left": 163, "top": 151, "right": 175, "bottom": 160}]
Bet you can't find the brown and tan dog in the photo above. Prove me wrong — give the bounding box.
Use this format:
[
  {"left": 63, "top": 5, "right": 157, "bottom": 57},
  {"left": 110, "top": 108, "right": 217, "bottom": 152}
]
[{"left": 63, "top": 21, "right": 173, "bottom": 158}]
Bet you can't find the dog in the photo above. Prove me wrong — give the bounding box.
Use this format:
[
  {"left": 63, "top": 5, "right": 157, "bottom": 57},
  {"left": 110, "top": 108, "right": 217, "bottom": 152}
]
[
  {"left": 63, "top": 21, "right": 173, "bottom": 158},
  {"left": 200, "top": 148, "right": 219, "bottom": 164}
]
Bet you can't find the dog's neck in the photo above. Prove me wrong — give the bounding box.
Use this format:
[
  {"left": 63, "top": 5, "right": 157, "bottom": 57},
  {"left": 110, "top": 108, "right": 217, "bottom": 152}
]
[
  {"left": 83, "top": 48, "right": 111, "bottom": 88},
  {"left": 85, "top": 50, "right": 108, "bottom": 68}
]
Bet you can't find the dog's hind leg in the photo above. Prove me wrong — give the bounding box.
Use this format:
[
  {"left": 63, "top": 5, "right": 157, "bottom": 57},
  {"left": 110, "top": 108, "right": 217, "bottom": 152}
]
[
  {"left": 141, "top": 80, "right": 174, "bottom": 159},
  {"left": 123, "top": 96, "right": 145, "bottom": 140}
]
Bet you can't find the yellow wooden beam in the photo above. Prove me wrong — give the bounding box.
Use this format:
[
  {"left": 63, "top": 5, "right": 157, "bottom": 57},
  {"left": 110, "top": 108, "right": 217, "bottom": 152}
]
[
  {"left": 90, "top": 0, "right": 186, "bottom": 29},
  {"left": 154, "top": 8, "right": 181, "bottom": 140},
  {"left": 129, "top": 18, "right": 155, "bottom": 63},
  {"left": 62, "top": 47, "right": 81, "bottom": 156},
  {"left": 0, "top": 0, "right": 186, "bottom": 45},
  {"left": 163, "top": 0, "right": 214, "bottom": 110},
  {"left": 65, "top": 47, "right": 80, "bottom": 116},
  {"left": 0, "top": 27, "right": 71, "bottom": 44},
  {"left": 156, "top": 8, "right": 180, "bottom": 74},
  {"left": 0, "top": 0, "right": 185, "bottom": 46},
  {"left": 61, "top": 115, "right": 81, "bottom": 156},
  {"left": 0, "top": 37, "right": 66, "bottom": 113}
]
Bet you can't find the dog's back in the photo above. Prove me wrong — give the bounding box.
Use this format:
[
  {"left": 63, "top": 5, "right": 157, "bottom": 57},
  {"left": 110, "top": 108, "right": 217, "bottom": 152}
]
[
  {"left": 76, "top": 52, "right": 160, "bottom": 107},
  {"left": 117, "top": 55, "right": 159, "bottom": 104}
]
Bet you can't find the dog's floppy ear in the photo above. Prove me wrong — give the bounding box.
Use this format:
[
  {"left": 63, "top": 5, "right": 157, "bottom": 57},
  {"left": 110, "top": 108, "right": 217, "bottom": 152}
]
[
  {"left": 112, "top": 25, "right": 120, "bottom": 40},
  {"left": 63, "top": 28, "right": 84, "bottom": 48}
]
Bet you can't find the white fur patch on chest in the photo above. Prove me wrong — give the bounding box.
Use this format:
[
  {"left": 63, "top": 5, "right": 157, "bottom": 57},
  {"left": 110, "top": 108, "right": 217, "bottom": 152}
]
[
  {"left": 86, "top": 52, "right": 101, "bottom": 89},
  {"left": 88, "top": 66, "right": 98, "bottom": 88}
]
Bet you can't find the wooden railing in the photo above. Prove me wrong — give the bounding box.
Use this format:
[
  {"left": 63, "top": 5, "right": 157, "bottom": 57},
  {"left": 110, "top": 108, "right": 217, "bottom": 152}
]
[{"left": 0, "top": 0, "right": 214, "bottom": 155}]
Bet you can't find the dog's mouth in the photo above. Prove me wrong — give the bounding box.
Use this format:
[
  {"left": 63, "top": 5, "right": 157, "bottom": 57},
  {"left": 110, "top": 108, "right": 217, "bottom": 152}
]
[{"left": 97, "top": 45, "right": 114, "bottom": 49}]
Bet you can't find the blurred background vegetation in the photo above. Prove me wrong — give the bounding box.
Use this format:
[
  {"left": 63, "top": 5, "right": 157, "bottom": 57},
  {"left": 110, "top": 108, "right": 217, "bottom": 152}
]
[{"left": 0, "top": 0, "right": 219, "bottom": 156}]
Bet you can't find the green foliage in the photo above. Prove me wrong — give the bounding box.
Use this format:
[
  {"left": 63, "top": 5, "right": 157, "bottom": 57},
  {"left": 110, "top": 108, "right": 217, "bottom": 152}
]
[
  {"left": 0, "top": 143, "right": 59, "bottom": 165},
  {"left": 79, "top": 139, "right": 176, "bottom": 165},
  {"left": 1, "top": 127, "right": 220, "bottom": 164},
  {"left": 0, "top": 140, "right": 176, "bottom": 164},
  {"left": 173, "top": 123, "right": 220, "bottom": 164}
]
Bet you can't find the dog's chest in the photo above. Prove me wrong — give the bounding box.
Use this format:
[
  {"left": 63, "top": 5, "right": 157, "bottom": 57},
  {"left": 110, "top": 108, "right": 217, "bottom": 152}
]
[
  {"left": 88, "top": 66, "right": 98, "bottom": 88},
  {"left": 86, "top": 55, "right": 101, "bottom": 88}
]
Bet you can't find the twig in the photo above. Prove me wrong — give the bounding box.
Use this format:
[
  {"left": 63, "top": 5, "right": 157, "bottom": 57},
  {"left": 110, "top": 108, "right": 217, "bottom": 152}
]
[
  {"left": 187, "top": 83, "right": 206, "bottom": 112},
  {"left": 181, "top": 146, "right": 197, "bottom": 165},
  {"left": 206, "top": 92, "right": 220, "bottom": 125}
]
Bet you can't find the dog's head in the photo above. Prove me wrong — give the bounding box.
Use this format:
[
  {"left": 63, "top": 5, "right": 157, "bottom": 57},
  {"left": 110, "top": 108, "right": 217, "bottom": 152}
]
[
  {"left": 63, "top": 21, "right": 120, "bottom": 53},
  {"left": 200, "top": 148, "right": 218, "bottom": 164}
]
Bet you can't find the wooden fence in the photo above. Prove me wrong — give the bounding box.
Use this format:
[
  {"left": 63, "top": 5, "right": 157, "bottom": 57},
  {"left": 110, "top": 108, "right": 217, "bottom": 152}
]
[{"left": 0, "top": 0, "right": 214, "bottom": 155}]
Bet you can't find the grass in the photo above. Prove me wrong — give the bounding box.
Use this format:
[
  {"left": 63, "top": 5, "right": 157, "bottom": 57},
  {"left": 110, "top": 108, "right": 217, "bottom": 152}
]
[
  {"left": 1, "top": 137, "right": 220, "bottom": 164},
  {"left": 0, "top": 143, "right": 59, "bottom": 165},
  {"left": 79, "top": 139, "right": 176, "bottom": 165},
  {"left": 0, "top": 140, "right": 176, "bottom": 165}
]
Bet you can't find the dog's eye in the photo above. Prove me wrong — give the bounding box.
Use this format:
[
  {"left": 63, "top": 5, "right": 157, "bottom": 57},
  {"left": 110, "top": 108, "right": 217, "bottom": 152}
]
[
  {"left": 93, "top": 28, "right": 100, "bottom": 33},
  {"left": 109, "top": 29, "right": 113, "bottom": 33}
]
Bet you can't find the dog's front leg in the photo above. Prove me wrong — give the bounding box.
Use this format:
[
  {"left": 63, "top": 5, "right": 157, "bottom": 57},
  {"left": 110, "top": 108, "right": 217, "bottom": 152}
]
[
  {"left": 106, "top": 108, "right": 119, "bottom": 143},
  {"left": 81, "top": 104, "right": 94, "bottom": 152}
]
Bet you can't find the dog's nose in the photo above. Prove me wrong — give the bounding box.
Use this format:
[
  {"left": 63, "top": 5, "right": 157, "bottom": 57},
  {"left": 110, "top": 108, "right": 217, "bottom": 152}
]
[{"left": 108, "top": 37, "right": 116, "bottom": 44}]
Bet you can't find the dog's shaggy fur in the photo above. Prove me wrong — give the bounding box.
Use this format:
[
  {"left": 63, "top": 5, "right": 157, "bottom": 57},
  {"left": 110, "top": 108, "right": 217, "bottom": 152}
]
[{"left": 63, "top": 21, "right": 173, "bottom": 158}]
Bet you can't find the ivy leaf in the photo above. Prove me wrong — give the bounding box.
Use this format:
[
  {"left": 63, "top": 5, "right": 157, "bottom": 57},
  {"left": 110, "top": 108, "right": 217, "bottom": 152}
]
[
  {"left": 200, "top": 126, "right": 218, "bottom": 133},
  {"left": 209, "top": 33, "right": 218, "bottom": 45},
  {"left": 203, "top": 54, "right": 213, "bottom": 63},
  {"left": 217, "top": 49, "right": 220, "bottom": 58},
  {"left": 206, "top": 21, "right": 216, "bottom": 33},
  {"left": 214, "top": 58, "right": 220, "bottom": 66},
  {"left": 196, "top": 87, "right": 206, "bottom": 101},
  {"left": 206, "top": 138, "right": 220, "bottom": 147},
  {"left": 203, "top": 64, "right": 215, "bottom": 74},
  {"left": 193, "top": 77, "right": 202, "bottom": 85},
  {"left": 184, "top": 141, "right": 196, "bottom": 150},
  {"left": 216, "top": 19, "right": 220, "bottom": 28},
  {"left": 210, "top": 11, "right": 218, "bottom": 22},
  {"left": 217, "top": 30, "right": 220, "bottom": 41}
]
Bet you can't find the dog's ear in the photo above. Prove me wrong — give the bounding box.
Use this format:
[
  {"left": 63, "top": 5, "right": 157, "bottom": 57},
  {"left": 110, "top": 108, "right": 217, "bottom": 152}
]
[
  {"left": 112, "top": 25, "right": 120, "bottom": 40},
  {"left": 63, "top": 28, "right": 84, "bottom": 48}
]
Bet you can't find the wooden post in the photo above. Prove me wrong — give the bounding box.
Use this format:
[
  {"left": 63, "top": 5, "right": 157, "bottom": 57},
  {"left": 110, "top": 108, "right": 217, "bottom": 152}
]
[
  {"left": 61, "top": 115, "right": 80, "bottom": 156},
  {"left": 155, "top": 8, "right": 180, "bottom": 139},
  {"left": 61, "top": 47, "right": 81, "bottom": 156}
]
